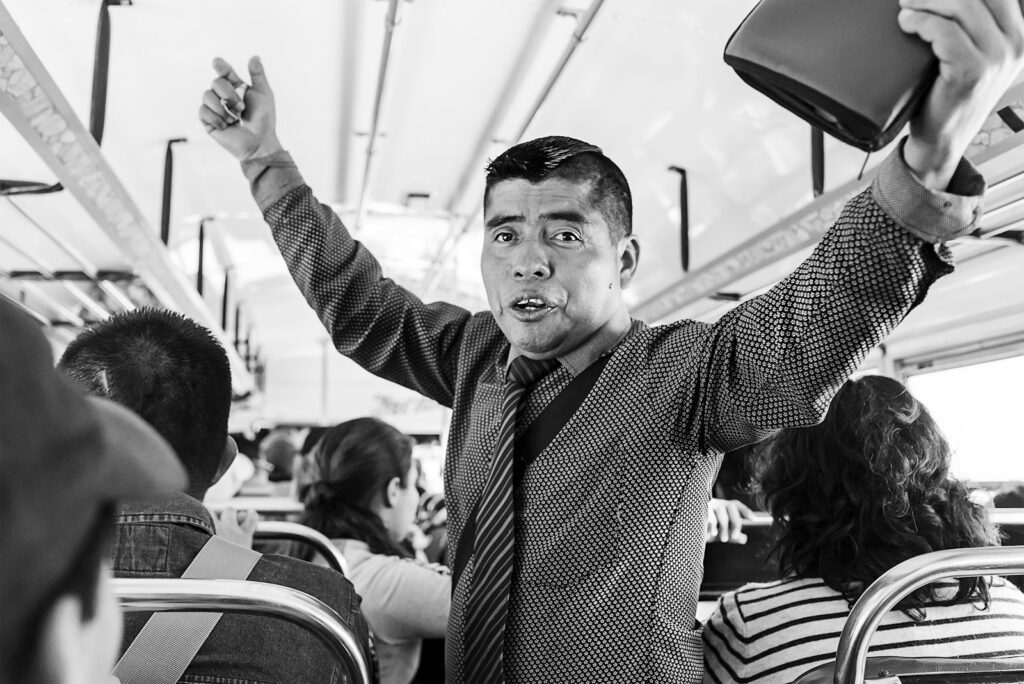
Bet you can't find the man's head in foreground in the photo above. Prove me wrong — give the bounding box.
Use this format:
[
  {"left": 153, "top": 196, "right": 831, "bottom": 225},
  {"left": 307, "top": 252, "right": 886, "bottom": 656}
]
[
  {"left": 0, "top": 299, "right": 186, "bottom": 683},
  {"left": 481, "top": 136, "right": 640, "bottom": 360},
  {"left": 58, "top": 308, "right": 235, "bottom": 501}
]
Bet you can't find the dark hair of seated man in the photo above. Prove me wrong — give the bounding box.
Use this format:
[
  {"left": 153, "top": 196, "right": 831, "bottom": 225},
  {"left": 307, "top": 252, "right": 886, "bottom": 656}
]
[
  {"left": 751, "top": 374, "right": 998, "bottom": 617},
  {"left": 59, "top": 307, "right": 233, "bottom": 499}
]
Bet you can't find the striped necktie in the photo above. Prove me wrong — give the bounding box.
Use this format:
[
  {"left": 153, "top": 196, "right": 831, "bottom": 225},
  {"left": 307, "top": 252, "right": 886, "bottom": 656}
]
[{"left": 463, "top": 354, "right": 559, "bottom": 682}]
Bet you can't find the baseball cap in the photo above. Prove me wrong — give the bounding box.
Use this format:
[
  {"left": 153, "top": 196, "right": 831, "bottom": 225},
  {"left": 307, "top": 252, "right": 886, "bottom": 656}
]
[{"left": 0, "top": 298, "right": 187, "bottom": 649}]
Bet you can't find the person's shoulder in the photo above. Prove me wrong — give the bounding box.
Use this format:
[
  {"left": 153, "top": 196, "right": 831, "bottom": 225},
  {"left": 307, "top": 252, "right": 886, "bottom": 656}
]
[
  {"left": 724, "top": 576, "right": 837, "bottom": 616},
  {"left": 252, "top": 552, "right": 360, "bottom": 610},
  {"left": 618, "top": 317, "right": 713, "bottom": 362},
  {"left": 348, "top": 547, "right": 449, "bottom": 583},
  {"left": 463, "top": 311, "right": 505, "bottom": 346},
  {"left": 731, "top": 575, "right": 827, "bottom": 596},
  {"left": 989, "top": 576, "right": 1024, "bottom": 604}
]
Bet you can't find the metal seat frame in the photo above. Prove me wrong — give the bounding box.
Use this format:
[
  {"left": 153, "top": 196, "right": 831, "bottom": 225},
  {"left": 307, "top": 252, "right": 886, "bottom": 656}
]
[{"left": 113, "top": 578, "right": 371, "bottom": 684}]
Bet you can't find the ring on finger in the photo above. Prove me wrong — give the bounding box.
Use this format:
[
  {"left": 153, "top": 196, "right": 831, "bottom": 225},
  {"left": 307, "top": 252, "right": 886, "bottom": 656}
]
[{"left": 219, "top": 98, "right": 242, "bottom": 124}]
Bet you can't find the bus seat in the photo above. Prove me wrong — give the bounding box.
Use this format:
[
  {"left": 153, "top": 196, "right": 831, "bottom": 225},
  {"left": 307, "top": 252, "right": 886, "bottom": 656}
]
[
  {"left": 254, "top": 520, "right": 350, "bottom": 577},
  {"left": 112, "top": 577, "right": 372, "bottom": 684},
  {"left": 700, "top": 511, "right": 1024, "bottom": 600},
  {"left": 793, "top": 546, "right": 1024, "bottom": 684},
  {"left": 700, "top": 512, "right": 777, "bottom": 600},
  {"left": 992, "top": 509, "right": 1024, "bottom": 590},
  {"left": 795, "top": 655, "right": 1024, "bottom": 683}
]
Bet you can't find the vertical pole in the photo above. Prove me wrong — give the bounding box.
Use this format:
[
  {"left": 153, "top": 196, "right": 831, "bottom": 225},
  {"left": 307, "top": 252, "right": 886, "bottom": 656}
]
[
  {"left": 811, "top": 127, "right": 825, "bottom": 197},
  {"left": 669, "top": 166, "right": 689, "bottom": 273},
  {"left": 160, "top": 138, "right": 187, "bottom": 244},
  {"left": 320, "top": 339, "right": 330, "bottom": 424},
  {"left": 221, "top": 269, "right": 230, "bottom": 331},
  {"left": 90, "top": 0, "right": 116, "bottom": 143},
  {"left": 196, "top": 219, "right": 206, "bottom": 295}
]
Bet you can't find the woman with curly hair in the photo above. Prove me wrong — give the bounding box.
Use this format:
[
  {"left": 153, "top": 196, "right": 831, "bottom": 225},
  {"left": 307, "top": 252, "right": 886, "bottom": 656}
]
[
  {"left": 702, "top": 375, "right": 1024, "bottom": 683},
  {"left": 301, "top": 417, "right": 450, "bottom": 684}
]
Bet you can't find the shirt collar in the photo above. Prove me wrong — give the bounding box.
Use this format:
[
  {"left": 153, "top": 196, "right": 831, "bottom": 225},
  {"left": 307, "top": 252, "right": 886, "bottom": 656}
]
[
  {"left": 117, "top": 491, "right": 216, "bottom": 536},
  {"left": 504, "top": 317, "right": 647, "bottom": 377}
]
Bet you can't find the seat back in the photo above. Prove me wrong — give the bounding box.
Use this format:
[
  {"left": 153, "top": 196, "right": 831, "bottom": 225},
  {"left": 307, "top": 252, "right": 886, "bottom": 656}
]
[
  {"left": 795, "top": 655, "right": 1024, "bottom": 683},
  {"left": 992, "top": 509, "right": 1024, "bottom": 590},
  {"left": 112, "top": 578, "right": 371, "bottom": 684},
  {"left": 818, "top": 546, "right": 1024, "bottom": 683},
  {"left": 701, "top": 512, "right": 776, "bottom": 599},
  {"left": 254, "top": 521, "right": 350, "bottom": 577}
]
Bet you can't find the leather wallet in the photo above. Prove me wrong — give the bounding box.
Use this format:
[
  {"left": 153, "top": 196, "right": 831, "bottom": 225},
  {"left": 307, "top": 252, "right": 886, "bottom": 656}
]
[{"left": 724, "top": 0, "right": 938, "bottom": 152}]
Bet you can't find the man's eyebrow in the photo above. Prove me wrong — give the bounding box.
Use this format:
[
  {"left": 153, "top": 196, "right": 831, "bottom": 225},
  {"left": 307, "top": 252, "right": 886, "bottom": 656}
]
[
  {"left": 485, "top": 213, "right": 524, "bottom": 229},
  {"left": 540, "top": 210, "right": 588, "bottom": 224}
]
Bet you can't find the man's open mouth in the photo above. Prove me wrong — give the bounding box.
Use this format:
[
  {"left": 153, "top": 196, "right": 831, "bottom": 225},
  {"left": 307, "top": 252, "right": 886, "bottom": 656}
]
[
  {"left": 508, "top": 295, "right": 556, "bottom": 319},
  {"left": 512, "top": 297, "right": 550, "bottom": 312}
]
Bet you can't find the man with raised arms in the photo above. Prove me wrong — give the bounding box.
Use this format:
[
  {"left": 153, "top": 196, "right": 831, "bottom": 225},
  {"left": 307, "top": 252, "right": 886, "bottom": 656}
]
[{"left": 199, "top": 2, "right": 1023, "bottom": 680}]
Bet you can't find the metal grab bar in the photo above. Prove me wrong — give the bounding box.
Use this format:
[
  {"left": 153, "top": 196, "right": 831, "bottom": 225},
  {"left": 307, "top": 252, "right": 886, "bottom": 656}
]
[
  {"left": 732, "top": 508, "right": 1024, "bottom": 529},
  {"left": 991, "top": 508, "right": 1024, "bottom": 526},
  {"left": 254, "top": 521, "right": 350, "bottom": 577},
  {"left": 833, "top": 546, "right": 1024, "bottom": 683},
  {"left": 113, "top": 578, "right": 371, "bottom": 684}
]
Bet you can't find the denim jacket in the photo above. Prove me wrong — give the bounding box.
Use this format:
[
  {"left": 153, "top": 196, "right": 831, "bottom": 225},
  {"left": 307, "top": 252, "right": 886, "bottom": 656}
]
[{"left": 113, "top": 493, "right": 373, "bottom": 684}]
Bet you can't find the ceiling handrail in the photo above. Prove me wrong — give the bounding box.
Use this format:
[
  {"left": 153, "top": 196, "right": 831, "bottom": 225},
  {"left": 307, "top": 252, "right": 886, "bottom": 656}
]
[
  {"left": 631, "top": 97, "right": 1024, "bottom": 324},
  {"left": 421, "top": 0, "right": 609, "bottom": 297},
  {"left": 354, "top": 0, "right": 402, "bottom": 233},
  {"left": 0, "top": 5, "right": 253, "bottom": 394}
]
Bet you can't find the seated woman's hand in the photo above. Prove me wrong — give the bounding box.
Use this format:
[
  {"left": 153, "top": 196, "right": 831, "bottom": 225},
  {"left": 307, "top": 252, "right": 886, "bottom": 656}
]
[{"left": 706, "top": 498, "right": 755, "bottom": 544}]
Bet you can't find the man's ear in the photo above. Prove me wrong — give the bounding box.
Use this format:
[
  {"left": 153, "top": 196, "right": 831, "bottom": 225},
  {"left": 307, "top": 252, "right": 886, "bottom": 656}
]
[
  {"left": 618, "top": 234, "right": 641, "bottom": 289},
  {"left": 211, "top": 436, "right": 239, "bottom": 486},
  {"left": 384, "top": 476, "right": 401, "bottom": 509}
]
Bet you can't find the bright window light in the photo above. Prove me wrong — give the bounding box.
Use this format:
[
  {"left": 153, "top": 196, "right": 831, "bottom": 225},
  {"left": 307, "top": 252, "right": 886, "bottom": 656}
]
[{"left": 907, "top": 354, "right": 1024, "bottom": 485}]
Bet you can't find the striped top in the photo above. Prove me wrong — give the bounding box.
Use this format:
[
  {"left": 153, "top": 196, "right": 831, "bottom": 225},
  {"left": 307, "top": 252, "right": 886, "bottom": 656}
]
[{"left": 702, "top": 576, "right": 1024, "bottom": 683}]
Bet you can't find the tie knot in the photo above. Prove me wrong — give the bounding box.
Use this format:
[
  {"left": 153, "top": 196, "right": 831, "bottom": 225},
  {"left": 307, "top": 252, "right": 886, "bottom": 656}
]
[{"left": 507, "top": 355, "right": 559, "bottom": 388}]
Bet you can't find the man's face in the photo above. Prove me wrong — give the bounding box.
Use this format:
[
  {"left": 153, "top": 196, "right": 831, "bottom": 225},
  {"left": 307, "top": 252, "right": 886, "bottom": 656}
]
[{"left": 481, "top": 177, "right": 639, "bottom": 359}]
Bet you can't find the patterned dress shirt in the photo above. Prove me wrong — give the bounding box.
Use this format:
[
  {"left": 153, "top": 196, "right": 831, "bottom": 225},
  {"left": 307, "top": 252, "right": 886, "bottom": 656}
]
[{"left": 242, "top": 142, "right": 983, "bottom": 683}]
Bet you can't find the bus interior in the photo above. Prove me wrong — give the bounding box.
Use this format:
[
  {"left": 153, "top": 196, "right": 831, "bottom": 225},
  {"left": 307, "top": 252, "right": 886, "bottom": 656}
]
[{"left": 1, "top": 1, "right": 1023, "bottom": 682}]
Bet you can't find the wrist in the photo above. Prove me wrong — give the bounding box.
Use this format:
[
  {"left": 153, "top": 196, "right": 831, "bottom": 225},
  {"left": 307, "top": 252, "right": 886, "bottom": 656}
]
[
  {"left": 903, "top": 135, "right": 958, "bottom": 191},
  {"left": 242, "top": 135, "right": 284, "bottom": 162}
]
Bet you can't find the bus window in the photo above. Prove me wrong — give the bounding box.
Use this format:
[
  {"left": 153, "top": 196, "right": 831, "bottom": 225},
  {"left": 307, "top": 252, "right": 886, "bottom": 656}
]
[{"left": 905, "top": 354, "right": 1024, "bottom": 485}]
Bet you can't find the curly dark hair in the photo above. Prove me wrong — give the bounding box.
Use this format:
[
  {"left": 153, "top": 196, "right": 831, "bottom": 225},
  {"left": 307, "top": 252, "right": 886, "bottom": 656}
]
[
  {"left": 301, "top": 418, "right": 415, "bottom": 559},
  {"left": 752, "top": 375, "right": 998, "bottom": 618}
]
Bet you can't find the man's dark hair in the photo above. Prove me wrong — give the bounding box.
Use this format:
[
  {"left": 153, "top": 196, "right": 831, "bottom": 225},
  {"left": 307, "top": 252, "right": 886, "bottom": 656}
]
[
  {"left": 3, "top": 505, "right": 114, "bottom": 682},
  {"left": 484, "top": 136, "right": 633, "bottom": 240},
  {"left": 58, "top": 308, "right": 232, "bottom": 495},
  {"left": 752, "top": 376, "right": 997, "bottom": 619}
]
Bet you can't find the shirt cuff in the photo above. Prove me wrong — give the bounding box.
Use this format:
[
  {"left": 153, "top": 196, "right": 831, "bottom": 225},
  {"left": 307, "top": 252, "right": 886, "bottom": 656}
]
[
  {"left": 240, "top": 150, "right": 306, "bottom": 212},
  {"left": 870, "top": 137, "right": 986, "bottom": 244}
]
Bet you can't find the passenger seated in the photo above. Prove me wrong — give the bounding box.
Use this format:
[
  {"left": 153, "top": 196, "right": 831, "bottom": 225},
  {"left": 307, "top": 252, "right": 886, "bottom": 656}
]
[
  {"left": 301, "top": 417, "right": 450, "bottom": 684},
  {"left": 702, "top": 375, "right": 1024, "bottom": 683},
  {"left": 58, "top": 308, "right": 374, "bottom": 684},
  {"left": 0, "top": 299, "right": 186, "bottom": 684}
]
